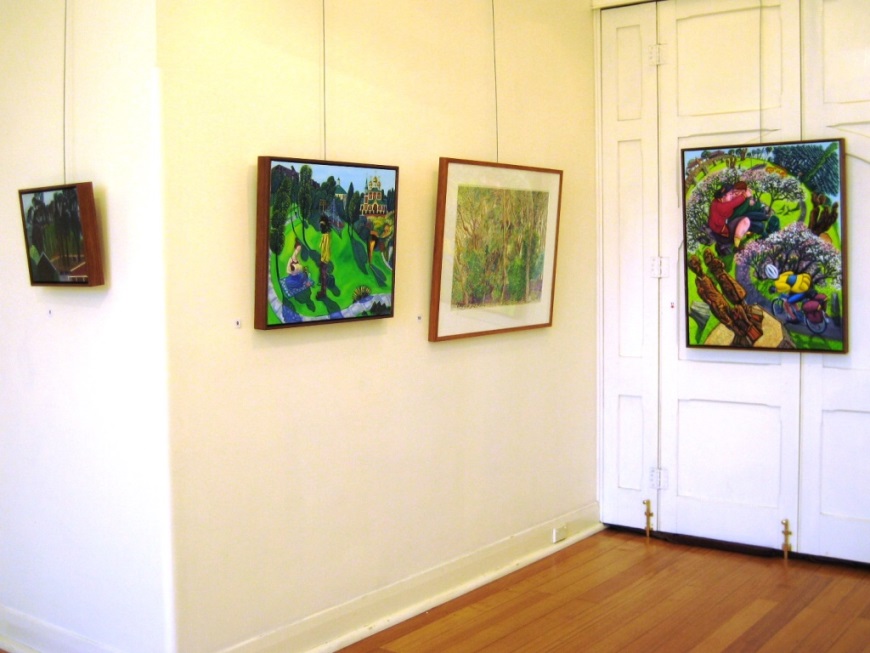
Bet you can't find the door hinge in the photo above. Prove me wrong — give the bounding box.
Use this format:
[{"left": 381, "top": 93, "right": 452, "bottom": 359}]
[
  {"left": 649, "top": 467, "right": 669, "bottom": 490},
  {"left": 647, "top": 44, "right": 664, "bottom": 66},
  {"left": 649, "top": 256, "right": 670, "bottom": 278}
]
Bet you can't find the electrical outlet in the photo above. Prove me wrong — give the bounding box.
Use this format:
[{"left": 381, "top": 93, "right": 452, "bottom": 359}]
[{"left": 552, "top": 525, "right": 568, "bottom": 544}]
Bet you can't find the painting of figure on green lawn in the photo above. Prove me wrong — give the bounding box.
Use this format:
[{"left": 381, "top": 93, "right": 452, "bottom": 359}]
[
  {"left": 682, "top": 139, "right": 846, "bottom": 353},
  {"left": 18, "top": 182, "right": 104, "bottom": 287},
  {"left": 255, "top": 157, "right": 398, "bottom": 330},
  {"left": 452, "top": 185, "right": 549, "bottom": 309}
]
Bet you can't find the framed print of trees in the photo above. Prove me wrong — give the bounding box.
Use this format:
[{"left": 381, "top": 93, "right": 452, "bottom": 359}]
[{"left": 429, "top": 158, "right": 563, "bottom": 342}]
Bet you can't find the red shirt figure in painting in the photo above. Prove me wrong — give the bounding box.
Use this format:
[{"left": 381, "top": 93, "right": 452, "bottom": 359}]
[
  {"left": 708, "top": 183, "right": 757, "bottom": 246},
  {"left": 708, "top": 181, "right": 778, "bottom": 252}
]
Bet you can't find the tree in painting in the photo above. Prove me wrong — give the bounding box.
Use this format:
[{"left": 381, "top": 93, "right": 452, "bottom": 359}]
[{"left": 451, "top": 185, "right": 549, "bottom": 309}]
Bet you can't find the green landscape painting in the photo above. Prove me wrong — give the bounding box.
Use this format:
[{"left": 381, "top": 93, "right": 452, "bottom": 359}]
[
  {"left": 451, "top": 185, "right": 549, "bottom": 309},
  {"left": 18, "top": 182, "right": 103, "bottom": 286},
  {"left": 256, "top": 157, "right": 398, "bottom": 329},
  {"left": 682, "top": 139, "right": 846, "bottom": 352}
]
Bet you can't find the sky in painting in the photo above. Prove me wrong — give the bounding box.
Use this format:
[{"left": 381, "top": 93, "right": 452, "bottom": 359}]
[{"left": 271, "top": 160, "right": 396, "bottom": 195}]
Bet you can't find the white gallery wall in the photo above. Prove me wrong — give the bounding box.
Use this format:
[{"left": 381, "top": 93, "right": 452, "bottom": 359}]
[
  {"left": 0, "top": 1, "right": 598, "bottom": 652},
  {"left": 160, "top": 1, "right": 598, "bottom": 651},
  {"left": 0, "top": 0, "right": 173, "bottom": 652}
]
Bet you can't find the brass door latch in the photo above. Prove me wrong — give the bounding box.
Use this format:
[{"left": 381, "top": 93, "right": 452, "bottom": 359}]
[
  {"left": 643, "top": 499, "right": 654, "bottom": 538},
  {"left": 781, "top": 518, "right": 793, "bottom": 560}
]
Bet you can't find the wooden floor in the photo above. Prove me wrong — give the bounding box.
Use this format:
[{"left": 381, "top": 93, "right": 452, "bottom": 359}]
[{"left": 339, "top": 528, "right": 870, "bottom": 652}]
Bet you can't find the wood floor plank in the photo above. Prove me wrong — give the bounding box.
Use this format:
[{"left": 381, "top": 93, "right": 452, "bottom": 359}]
[
  {"left": 724, "top": 568, "right": 835, "bottom": 651},
  {"left": 616, "top": 554, "right": 782, "bottom": 651},
  {"left": 582, "top": 584, "right": 706, "bottom": 651},
  {"left": 687, "top": 598, "right": 779, "bottom": 653},
  {"left": 827, "top": 616, "right": 870, "bottom": 652},
  {"left": 504, "top": 549, "right": 690, "bottom": 652},
  {"left": 339, "top": 529, "right": 870, "bottom": 653},
  {"left": 474, "top": 598, "right": 599, "bottom": 652},
  {"left": 398, "top": 591, "right": 587, "bottom": 653},
  {"left": 382, "top": 590, "right": 549, "bottom": 653},
  {"left": 756, "top": 606, "right": 841, "bottom": 652},
  {"left": 509, "top": 549, "right": 704, "bottom": 651},
  {"left": 792, "top": 612, "right": 868, "bottom": 653}
]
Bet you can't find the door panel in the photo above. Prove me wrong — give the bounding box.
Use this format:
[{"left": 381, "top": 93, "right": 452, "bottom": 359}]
[
  {"left": 599, "top": 2, "right": 660, "bottom": 528},
  {"left": 801, "top": 366, "right": 870, "bottom": 562},
  {"left": 673, "top": 396, "right": 793, "bottom": 544},
  {"left": 798, "top": 0, "right": 870, "bottom": 563},
  {"left": 678, "top": 401, "right": 783, "bottom": 509},
  {"left": 656, "top": 0, "right": 803, "bottom": 549}
]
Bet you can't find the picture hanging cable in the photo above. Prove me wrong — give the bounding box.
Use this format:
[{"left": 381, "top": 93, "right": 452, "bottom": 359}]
[
  {"left": 757, "top": 0, "right": 763, "bottom": 145},
  {"left": 63, "top": 0, "right": 69, "bottom": 183},
  {"left": 322, "top": 0, "right": 328, "bottom": 159},
  {"left": 491, "top": 0, "right": 500, "bottom": 163}
]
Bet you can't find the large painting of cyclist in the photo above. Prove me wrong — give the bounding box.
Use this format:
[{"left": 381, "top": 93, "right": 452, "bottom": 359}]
[{"left": 682, "top": 139, "right": 847, "bottom": 353}]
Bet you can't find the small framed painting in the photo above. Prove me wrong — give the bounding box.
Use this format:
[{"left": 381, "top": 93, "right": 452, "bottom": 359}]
[
  {"left": 429, "top": 157, "right": 563, "bottom": 342},
  {"left": 682, "top": 139, "right": 846, "bottom": 352},
  {"left": 18, "top": 182, "right": 104, "bottom": 286},
  {"left": 255, "top": 156, "right": 399, "bottom": 330}
]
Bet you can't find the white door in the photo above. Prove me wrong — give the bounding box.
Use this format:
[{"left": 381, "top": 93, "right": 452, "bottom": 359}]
[
  {"left": 655, "top": 0, "right": 803, "bottom": 550},
  {"left": 599, "top": 0, "right": 870, "bottom": 562},
  {"left": 599, "top": 2, "right": 662, "bottom": 530},
  {"left": 600, "top": 0, "right": 804, "bottom": 549},
  {"left": 798, "top": 0, "right": 870, "bottom": 564}
]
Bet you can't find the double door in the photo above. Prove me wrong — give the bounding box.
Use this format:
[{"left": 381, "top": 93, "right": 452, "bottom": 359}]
[{"left": 599, "top": 0, "right": 870, "bottom": 562}]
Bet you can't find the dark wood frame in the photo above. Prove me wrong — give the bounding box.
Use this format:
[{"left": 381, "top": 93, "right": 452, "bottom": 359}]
[
  {"left": 429, "top": 157, "right": 563, "bottom": 342},
  {"left": 255, "top": 156, "right": 399, "bottom": 330},
  {"left": 18, "top": 181, "right": 104, "bottom": 287},
  {"left": 681, "top": 138, "right": 847, "bottom": 353}
]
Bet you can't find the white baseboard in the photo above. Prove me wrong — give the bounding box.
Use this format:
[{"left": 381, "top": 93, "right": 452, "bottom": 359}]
[
  {"left": 1, "top": 505, "right": 602, "bottom": 653},
  {"left": 0, "top": 606, "right": 122, "bottom": 653},
  {"left": 219, "top": 502, "right": 603, "bottom": 653}
]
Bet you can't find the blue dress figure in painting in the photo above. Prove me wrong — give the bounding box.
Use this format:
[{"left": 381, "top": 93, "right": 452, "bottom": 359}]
[{"left": 279, "top": 243, "right": 313, "bottom": 323}]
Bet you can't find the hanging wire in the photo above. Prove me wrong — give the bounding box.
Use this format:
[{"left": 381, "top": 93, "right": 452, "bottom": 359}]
[
  {"left": 63, "top": 0, "right": 68, "bottom": 182},
  {"left": 322, "top": 0, "right": 328, "bottom": 159},
  {"left": 491, "top": 0, "right": 499, "bottom": 162},
  {"left": 797, "top": 0, "right": 804, "bottom": 142},
  {"left": 757, "top": 0, "right": 763, "bottom": 146}
]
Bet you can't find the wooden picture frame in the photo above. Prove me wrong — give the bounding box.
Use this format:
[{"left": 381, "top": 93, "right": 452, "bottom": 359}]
[
  {"left": 682, "top": 138, "right": 847, "bottom": 352},
  {"left": 429, "top": 157, "right": 563, "bottom": 342},
  {"left": 18, "top": 182, "right": 104, "bottom": 286},
  {"left": 255, "top": 156, "right": 399, "bottom": 330}
]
